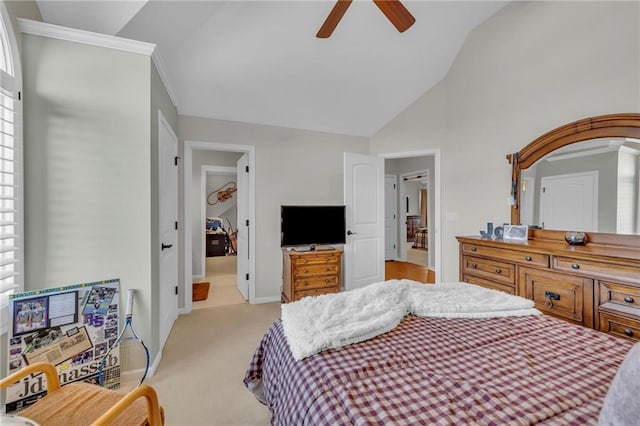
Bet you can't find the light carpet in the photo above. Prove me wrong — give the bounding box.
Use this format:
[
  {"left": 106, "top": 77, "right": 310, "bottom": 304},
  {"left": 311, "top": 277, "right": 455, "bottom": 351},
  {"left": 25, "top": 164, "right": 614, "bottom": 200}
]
[
  {"left": 193, "top": 256, "right": 245, "bottom": 309},
  {"left": 146, "top": 302, "right": 280, "bottom": 425}
]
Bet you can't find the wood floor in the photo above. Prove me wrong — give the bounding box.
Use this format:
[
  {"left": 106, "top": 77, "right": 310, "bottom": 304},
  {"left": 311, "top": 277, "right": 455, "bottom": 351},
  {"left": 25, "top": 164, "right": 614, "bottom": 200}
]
[{"left": 385, "top": 260, "right": 435, "bottom": 283}]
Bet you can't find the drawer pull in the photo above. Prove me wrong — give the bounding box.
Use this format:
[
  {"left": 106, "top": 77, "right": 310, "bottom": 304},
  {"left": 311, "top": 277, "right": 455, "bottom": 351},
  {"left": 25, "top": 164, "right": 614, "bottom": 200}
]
[
  {"left": 325, "top": 279, "right": 330, "bottom": 283},
  {"left": 304, "top": 259, "right": 308, "bottom": 264},
  {"left": 326, "top": 268, "right": 330, "bottom": 272},
  {"left": 525, "top": 256, "right": 532, "bottom": 261},
  {"left": 624, "top": 329, "right": 634, "bottom": 337},
  {"left": 571, "top": 263, "right": 580, "bottom": 270},
  {"left": 545, "top": 291, "right": 560, "bottom": 309},
  {"left": 304, "top": 269, "right": 308, "bottom": 273},
  {"left": 471, "top": 247, "right": 477, "bottom": 252},
  {"left": 471, "top": 263, "right": 478, "bottom": 269},
  {"left": 303, "top": 280, "right": 309, "bottom": 286},
  {"left": 495, "top": 268, "right": 502, "bottom": 274},
  {"left": 624, "top": 296, "right": 635, "bottom": 304}
]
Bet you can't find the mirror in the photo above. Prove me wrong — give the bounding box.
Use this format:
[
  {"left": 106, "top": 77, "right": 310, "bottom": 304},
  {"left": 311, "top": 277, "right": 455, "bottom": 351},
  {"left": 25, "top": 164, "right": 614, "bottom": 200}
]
[{"left": 508, "top": 113, "right": 640, "bottom": 235}]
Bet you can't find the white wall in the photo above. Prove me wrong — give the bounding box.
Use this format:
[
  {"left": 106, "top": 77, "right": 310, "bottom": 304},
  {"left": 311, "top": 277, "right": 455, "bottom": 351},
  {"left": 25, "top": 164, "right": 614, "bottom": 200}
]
[
  {"left": 21, "top": 30, "right": 178, "bottom": 362},
  {"left": 370, "top": 1, "right": 640, "bottom": 281},
  {"left": 179, "top": 116, "right": 369, "bottom": 299}
]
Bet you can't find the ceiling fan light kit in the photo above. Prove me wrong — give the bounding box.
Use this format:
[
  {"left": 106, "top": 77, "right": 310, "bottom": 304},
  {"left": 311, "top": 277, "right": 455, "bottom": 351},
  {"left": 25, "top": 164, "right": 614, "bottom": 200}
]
[{"left": 316, "top": 0, "right": 416, "bottom": 38}]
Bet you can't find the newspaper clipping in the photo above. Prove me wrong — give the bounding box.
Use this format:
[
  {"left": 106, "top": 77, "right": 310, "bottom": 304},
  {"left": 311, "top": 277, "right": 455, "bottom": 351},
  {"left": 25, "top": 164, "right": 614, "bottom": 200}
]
[{"left": 4, "top": 279, "right": 121, "bottom": 413}]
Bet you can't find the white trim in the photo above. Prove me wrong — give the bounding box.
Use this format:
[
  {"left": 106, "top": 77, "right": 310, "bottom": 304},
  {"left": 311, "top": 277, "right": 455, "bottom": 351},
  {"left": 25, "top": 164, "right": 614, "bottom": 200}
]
[
  {"left": 379, "top": 149, "right": 442, "bottom": 282},
  {"left": 252, "top": 296, "right": 281, "bottom": 304},
  {"left": 183, "top": 141, "right": 256, "bottom": 313},
  {"left": 147, "top": 351, "right": 162, "bottom": 378},
  {"left": 200, "top": 165, "right": 236, "bottom": 278},
  {"left": 151, "top": 50, "right": 178, "bottom": 108},
  {"left": 18, "top": 19, "right": 179, "bottom": 114},
  {"left": 17, "top": 18, "right": 155, "bottom": 55}
]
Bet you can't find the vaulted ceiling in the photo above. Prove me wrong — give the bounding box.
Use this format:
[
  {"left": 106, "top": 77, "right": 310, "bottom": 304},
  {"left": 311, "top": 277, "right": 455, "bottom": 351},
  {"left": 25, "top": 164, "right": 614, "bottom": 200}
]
[{"left": 35, "top": 1, "right": 508, "bottom": 137}]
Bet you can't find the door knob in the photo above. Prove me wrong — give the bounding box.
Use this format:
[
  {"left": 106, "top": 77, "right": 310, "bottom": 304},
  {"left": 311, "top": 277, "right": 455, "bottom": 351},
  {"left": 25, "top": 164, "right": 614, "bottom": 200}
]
[
  {"left": 162, "top": 243, "right": 173, "bottom": 250},
  {"left": 347, "top": 230, "right": 358, "bottom": 235}
]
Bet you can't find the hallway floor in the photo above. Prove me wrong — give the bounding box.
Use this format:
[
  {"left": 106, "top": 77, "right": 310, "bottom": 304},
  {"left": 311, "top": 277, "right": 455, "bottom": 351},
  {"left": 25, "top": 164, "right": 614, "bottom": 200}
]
[{"left": 192, "top": 255, "right": 245, "bottom": 309}]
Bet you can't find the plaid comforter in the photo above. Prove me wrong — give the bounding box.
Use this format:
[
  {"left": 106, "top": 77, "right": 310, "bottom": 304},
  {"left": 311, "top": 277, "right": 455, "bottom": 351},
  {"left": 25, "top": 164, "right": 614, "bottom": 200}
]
[{"left": 244, "top": 314, "right": 632, "bottom": 425}]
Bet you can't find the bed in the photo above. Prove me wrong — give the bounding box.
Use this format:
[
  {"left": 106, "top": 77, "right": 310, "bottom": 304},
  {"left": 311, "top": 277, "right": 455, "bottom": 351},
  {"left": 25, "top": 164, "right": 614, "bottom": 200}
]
[{"left": 244, "top": 282, "right": 634, "bottom": 425}]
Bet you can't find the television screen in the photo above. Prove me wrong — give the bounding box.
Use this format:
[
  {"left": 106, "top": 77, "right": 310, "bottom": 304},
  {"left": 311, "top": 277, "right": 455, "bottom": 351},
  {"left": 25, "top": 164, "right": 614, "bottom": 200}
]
[{"left": 281, "top": 205, "right": 346, "bottom": 247}]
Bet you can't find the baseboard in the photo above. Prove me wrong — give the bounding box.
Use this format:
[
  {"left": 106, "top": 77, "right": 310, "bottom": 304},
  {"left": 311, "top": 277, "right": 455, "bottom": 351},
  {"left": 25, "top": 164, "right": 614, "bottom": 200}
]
[
  {"left": 251, "top": 296, "right": 280, "bottom": 304},
  {"left": 147, "top": 350, "right": 163, "bottom": 378}
]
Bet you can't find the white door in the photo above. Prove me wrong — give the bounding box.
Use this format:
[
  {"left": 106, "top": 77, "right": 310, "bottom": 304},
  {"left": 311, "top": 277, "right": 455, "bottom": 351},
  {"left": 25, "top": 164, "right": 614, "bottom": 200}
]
[
  {"left": 344, "top": 153, "right": 385, "bottom": 291},
  {"left": 539, "top": 171, "right": 598, "bottom": 231},
  {"left": 159, "top": 113, "right": 179, "bottom": 349},
  {"left": 236, "top": 154, "right": 249, "bottom": 300},
  {"left": 384, "top": 176, "right": 397, "bottom": 260}
]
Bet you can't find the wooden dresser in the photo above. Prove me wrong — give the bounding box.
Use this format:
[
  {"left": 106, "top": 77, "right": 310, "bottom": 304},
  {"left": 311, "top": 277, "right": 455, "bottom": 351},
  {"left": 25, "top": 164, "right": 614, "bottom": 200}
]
[
  {"left": 457, "top": 230, "right": 640, "bottom": 342},
  {"left": 407, "top": 215, "right": 422, "bottom": 240},
  {"left": 281, "top": 249, "right": 343, "bottom": 303}
]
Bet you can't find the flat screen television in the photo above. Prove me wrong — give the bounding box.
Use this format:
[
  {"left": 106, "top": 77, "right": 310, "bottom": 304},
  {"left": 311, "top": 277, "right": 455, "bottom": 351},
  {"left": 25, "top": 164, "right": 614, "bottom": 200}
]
[{"left": 281, "top": 205, "right": 346, "bottom": 247}]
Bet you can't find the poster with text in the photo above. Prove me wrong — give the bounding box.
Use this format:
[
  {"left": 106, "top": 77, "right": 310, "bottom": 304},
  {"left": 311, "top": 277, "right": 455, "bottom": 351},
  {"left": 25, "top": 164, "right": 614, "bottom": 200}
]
[{"left": 4, "top": 279, "right": 121, "bottom": 413}]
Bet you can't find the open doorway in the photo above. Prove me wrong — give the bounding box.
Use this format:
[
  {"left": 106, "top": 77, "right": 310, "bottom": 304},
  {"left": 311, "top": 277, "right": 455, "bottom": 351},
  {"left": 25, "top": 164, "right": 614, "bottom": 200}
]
[
  {"left": 382, "top": 151, "right": 440, "bottom": 283},
  {"left": 183, "top": 141, "right": 256, "bottom": 313},
  {"left": 194, "top": 165, "right": 242, "bottom": 309}
]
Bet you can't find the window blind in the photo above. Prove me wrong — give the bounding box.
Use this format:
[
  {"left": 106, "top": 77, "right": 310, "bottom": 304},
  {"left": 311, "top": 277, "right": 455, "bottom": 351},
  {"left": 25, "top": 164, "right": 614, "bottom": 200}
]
[{"left": 0, "top": 8, "right": 21, "bottom": 335}]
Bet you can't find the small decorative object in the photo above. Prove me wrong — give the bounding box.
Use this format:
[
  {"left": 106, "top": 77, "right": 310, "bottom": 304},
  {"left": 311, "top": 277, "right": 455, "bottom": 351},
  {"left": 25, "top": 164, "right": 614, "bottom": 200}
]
[
  {"left": 480, "top": 222, "right": 494, "bottom": 238},
  {"left": 207, "top": 181, "right": 237, "bottom": 206},
  {"left": 494, "top": 226, "right": 504, "bottom": 240},
  {"left": 503, "top": 224, "right": 528, "bottom": 241},
  {"left": 565, "top": 231, "right": 587, "bottom": 245}
]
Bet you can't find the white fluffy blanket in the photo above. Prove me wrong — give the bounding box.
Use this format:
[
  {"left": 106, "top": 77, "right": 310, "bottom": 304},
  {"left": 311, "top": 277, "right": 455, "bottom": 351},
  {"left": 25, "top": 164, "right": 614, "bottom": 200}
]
[{"left": 281, "top": 280, "right": 540, "bottom": 360}]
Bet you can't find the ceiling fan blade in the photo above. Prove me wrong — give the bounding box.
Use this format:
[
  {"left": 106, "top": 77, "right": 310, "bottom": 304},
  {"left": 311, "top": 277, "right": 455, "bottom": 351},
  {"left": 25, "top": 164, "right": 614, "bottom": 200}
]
[
  {"left": 373, "top": 0, "right": 416, "bottom": 33},
  {"left": 316, "top": 0, "right": 353, "bottom": 38}
]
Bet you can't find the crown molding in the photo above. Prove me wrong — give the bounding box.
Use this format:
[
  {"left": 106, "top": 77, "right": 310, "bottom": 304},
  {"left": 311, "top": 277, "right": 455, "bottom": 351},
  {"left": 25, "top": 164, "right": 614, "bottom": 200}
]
[
  {"left": 17, "top": 18, "right": 178, "bottom": 108},
  {"left": 17, "top": 18, "right": 155, "bottom": 55}
]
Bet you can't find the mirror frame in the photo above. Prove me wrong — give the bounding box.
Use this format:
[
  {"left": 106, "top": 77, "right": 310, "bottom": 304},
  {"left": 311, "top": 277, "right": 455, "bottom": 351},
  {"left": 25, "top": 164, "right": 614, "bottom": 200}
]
[{"left": 507, "top": 113, "right": 640, "bottom": 225}]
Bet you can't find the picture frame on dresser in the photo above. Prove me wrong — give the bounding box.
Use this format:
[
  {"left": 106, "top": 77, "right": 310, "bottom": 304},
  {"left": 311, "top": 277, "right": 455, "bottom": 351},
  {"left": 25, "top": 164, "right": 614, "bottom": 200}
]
[{"left": 503, "top": 225, "right": 528, "bottom": 241}]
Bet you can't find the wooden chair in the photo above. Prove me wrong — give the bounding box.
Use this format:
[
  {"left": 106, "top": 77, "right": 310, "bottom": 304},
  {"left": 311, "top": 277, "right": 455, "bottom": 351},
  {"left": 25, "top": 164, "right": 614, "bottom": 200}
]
[{"left": 0, "top": 362, "right": 163, "bottom": 425}]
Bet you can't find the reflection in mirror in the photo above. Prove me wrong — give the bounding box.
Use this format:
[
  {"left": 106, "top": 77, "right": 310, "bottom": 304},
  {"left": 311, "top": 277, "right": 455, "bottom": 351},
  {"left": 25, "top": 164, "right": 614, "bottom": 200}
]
[{"left": 520, "top": 137, "right": 640, "bottom": 234}]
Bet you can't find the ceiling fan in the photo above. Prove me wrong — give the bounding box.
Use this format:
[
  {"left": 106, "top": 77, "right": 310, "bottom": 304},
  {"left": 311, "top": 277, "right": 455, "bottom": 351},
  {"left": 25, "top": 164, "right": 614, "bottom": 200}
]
[{"left": 316, "top": 0, "right": 416, "bottom": 38}]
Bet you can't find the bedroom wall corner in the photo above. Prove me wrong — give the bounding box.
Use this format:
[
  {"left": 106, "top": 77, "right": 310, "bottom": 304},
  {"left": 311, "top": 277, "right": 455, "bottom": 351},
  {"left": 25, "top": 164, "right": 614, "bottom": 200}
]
[{"left": 370, "top": 1, "right": 640, "bottom": 282}]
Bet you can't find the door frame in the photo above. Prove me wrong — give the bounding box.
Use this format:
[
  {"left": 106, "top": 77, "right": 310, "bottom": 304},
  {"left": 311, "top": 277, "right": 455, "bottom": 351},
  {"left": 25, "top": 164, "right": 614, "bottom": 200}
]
[
  {"left": 380, "top": 149, "right": 441, "bottom": 281},
  {"left": 384, "top": 175, "right": 398, "bottom": 261},
  {"left": 183, "top": 141, "right": 256, "bottom": 312},
  {"left": 200, "top": 165, "right": 237, "bottom": 278},
  {"left": 399, "top": 168, "right": 429, "bottom": 263}
]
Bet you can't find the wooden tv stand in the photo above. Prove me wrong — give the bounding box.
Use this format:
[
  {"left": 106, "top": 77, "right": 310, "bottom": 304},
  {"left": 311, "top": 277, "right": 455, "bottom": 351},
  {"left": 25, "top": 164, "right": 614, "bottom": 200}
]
[{"left": 281, "top": 248, "right": 343, "bottom": 303}]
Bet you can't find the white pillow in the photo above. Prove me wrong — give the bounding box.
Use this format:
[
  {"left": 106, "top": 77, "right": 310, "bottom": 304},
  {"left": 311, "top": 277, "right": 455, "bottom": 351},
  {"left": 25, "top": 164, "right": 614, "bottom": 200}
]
[{"left": 599, "top": 342, "right": 640, "bottom": 425}]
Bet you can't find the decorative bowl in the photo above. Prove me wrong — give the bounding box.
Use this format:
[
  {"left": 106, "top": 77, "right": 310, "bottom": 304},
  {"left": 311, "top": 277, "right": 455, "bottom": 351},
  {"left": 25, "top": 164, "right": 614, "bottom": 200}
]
[{"left": 565, "top": 231, "right": 587, "bottom": 245}]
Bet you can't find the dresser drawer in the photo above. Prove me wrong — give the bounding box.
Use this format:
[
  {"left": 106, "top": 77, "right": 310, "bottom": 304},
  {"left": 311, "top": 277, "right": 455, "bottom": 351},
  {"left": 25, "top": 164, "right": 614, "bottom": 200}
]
[
  {"left": 598, "top": 281, "right": 640, "bottom": 318},
  {"left": 294, "top": 264, "right": 338, "bottom": 277},
  {"left": 293, "top": 286, "right": 340, "bottom": 301},
  {"left": 553, "top": 257, "right": 640, "bottom": 285},
  {"left": 462, "top": 244, "right": 549, "bottom": 268},
  {"left": 293, "top": 254, "right": 339, "bottom": 267},
  {"left": 294, "top": 275, "right": 339, "bottom": 291},
  {"left": 463, "top": 275, "right": 515, "bottom": 294},
  {"left": 519, "top": 267, "right": 594, "bottom": 327},
  {"left": 599, "top": 312, "right": 640, "bottom": 342},
  {"left": 462, "top": 256, "right": 515, "bottom": 285}
]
